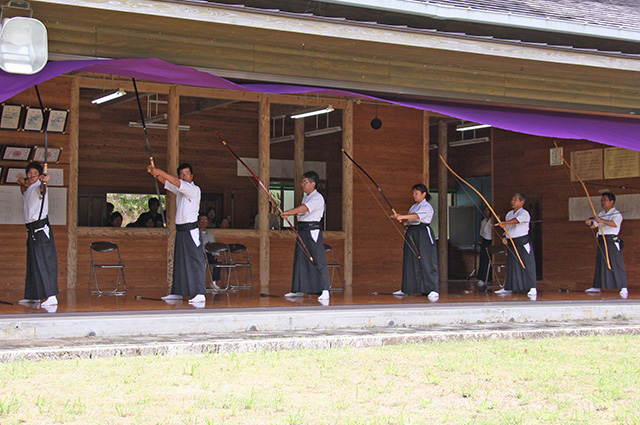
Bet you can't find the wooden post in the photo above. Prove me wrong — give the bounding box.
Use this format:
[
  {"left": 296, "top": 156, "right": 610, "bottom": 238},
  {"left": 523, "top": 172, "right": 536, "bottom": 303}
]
[
  {"left": 166, "top": 86, "right": 179, "bottom": 287},
  {"left": 437, "top": 119, "right": 448, "bottom": 294},
  {"left": 66, "top": 77, "right": 80, "bottom": 289},
  {"left": 342, "top": 101, "right": 354, "bottom": 287},
  {"left": 423, "top": 111, "right": 430, "bottom": 188},
  {"left": 259, "top": 95, "right": 271, "bottom": 294},
  {"left": 294, "top": 118, "right": 305, "bottom": 205}
]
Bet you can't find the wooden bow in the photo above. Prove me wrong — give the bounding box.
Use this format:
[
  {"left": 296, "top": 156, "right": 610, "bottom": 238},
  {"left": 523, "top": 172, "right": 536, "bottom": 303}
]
[
  {"left": 553, "top": 141, "right": 611, "bottom": 269},
  {"left": 439, "top": 155, "right": 526, "bottom": 270},
  {"left": 335, "top": 140, "right": 421, "bottom": 260},
  {"left": 215, "top": 131, "right": 317, "bottom": 267},
  {"left": 133, "top": 78, "right": 167, "bottom": 235},
  {"left": 34, "top": 85, "right": 48, "bottom": 222}
]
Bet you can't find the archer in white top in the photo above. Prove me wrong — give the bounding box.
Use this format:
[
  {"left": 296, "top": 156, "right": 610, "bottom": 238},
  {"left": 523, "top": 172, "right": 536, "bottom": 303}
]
[
  {"left": 298, "top": 189, "right": 325, "bottom": 222},
  {"left": 586, "top": 195, "right": 622, "bottom": 236},
  {"left": 499, "top": 194, "right": 530, "bottom": 239}
]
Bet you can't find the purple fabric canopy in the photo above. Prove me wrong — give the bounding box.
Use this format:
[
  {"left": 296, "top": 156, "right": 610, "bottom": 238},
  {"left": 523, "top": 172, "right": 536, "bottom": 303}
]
[{"left": 1, "top": 58, "right": 638, "bottom": 150}]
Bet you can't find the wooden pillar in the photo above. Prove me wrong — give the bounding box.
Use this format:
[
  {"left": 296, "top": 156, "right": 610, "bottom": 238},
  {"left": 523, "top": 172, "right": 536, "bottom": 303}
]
[
  {"left": 342, "top": 101, "right": 354, "bottom": 287},
  {"left": 166, "top": 86, "right": 179, "bottom": 286},
  {"left": 437, "top": 120, "right": 448, "bottom": 294},
  {"left": 423, "top": 111, "right": 430, "bottom": 188},
  {"left": 259, "top": 95, "right": 271, "bottom": 294},
  {"left": 66, "top": 77, "right": 80, "bottom": 289},
  {"left": 294, "top": 118, "right": 305, "bottom": 205}
]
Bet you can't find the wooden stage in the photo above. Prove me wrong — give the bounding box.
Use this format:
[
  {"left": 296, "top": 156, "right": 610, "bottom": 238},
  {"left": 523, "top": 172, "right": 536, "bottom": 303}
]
[{"left": 0, "top": 282, "right": 633, "bottom": 315}]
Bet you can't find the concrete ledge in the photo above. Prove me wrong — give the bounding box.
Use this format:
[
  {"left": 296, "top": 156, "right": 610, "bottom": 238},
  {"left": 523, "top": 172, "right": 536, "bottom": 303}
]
[
  {"left": 1, "top": 321, "right": 639, "bottom": 363},
  {"left": 1, "top": 299, "right": 637, "bottom": 341}
]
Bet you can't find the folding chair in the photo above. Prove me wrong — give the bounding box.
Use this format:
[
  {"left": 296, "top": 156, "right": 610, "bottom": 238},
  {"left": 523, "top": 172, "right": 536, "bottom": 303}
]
[
  {"left": 89, "top": 241, "right": 127, "bottom": 295},
  {"left": 486, "top": 245, "right": 507, "bottom": 292},
  {"left": 227, "top": 243, "right": 254, "bottom": 290},
  {"left": 204, "top": 242, "right": 237, "bottom": 292},
  {"left": 324, "top": 244, "right": 344, "bottom": 291}
]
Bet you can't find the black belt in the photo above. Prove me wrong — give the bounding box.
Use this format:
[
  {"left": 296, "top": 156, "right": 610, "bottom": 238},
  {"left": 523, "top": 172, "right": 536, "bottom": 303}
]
[
  {"left": 408, "top": 223, "right": 431, "bottom": 228},
  {"left": 298, "top": 221, "right": 321, "bottom": 231},
  {"left": 176, "top": 222, "right": 198, "bottom": 232},
  {"left": 26, "top": 217, "right": 49, "bottom": 233}
]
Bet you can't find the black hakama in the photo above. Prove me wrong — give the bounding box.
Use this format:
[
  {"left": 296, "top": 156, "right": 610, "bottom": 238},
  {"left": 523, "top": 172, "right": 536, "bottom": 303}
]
[
  {"left": 291, "top": 222, "right": 330, "bottom": 294},
  {"left": 171, "top": 222, "right": 206, "bottom": 297},
  {"left": 25, "top": 217, "right": 58, "bottom": 300},
  {"left": 401, "top": 224, "right": 439, "bottom": 295},
  {"left": 504, "top": 235, "right": 536, "bottom": 291},
  {"left": 478, "top": 236, "right": 492, "bottom": 283},
  {"left": 593, "top": 235, "right": 627, "bottom": 289}
]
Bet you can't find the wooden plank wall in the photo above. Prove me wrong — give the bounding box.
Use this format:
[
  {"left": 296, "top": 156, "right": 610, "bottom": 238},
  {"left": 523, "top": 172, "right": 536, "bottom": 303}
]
[
  {"left": 73, "top": 88, "right": 346, "bottom": 289},
  {"left": 0, "top": 78, "right": 71, "bottom": 288},
  {"left": 351, "top": 103, "right": 425, "bottom": 286},
  {"left": 493, "top": 130, "right": 640, "bottom": 291}
]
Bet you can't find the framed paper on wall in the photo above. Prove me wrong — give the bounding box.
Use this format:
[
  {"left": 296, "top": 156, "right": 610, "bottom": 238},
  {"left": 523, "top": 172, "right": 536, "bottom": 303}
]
[
  {"left": 23, "top": 107, "right": 44, "bottom": 132},
  {"left": 5, "top": 167, "right": 25, "bottom": 184},
  {"left": 46, "top": 109, "right": 68, "bottom": 133},
  {"left": 0, "top": 104, "right": 22, "bottom": 130},
  {"left": 2, "top": 146, "right": 31, "bottom": 161},
  {"left": 46, "top": 168, "right": 64, "bottom": 186},
  {"left": 32, "top": 147, "right": 61, "bottom": 163}
]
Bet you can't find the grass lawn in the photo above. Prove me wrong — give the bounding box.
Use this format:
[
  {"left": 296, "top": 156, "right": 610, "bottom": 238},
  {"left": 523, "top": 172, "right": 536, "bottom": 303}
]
[{"left": 0, "top": 334, "right": 639, "bottom": 424}]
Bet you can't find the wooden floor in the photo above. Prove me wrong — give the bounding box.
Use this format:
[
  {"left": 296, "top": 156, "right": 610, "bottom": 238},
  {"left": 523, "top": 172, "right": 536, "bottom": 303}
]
[{"left": 0, "top": 281, "right": 633, "bottom": 315}]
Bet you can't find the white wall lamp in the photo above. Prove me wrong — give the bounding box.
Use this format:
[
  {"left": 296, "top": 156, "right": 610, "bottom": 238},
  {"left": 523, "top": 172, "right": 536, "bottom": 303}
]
[
  {"left": 290, "top": 105, "right": 334, "bottom": 119},
  {"left": 456, "top": 121, "right": 491, "bottom": 131},
  {"left": 92, "top": 88, "right": 127, "bottom": 104},
  {"left": 0, "top": 0, "right": 47, "bottom": 75}
]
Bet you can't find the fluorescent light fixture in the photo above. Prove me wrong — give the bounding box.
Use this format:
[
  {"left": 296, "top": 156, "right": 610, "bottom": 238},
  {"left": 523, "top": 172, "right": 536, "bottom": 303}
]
[
  {"left": 92, "top": 89, "right": 126, "bottom": 104},
  {"left": 290, "top": 105, "right": 334, "bottom": 119},
  {"left": 456, "top": 122, "right": 491, "bottom": 132},
  {"left": 449, "top": 137, "right": 490, "bottom": 147},
  {"left": 270, "top": 134, "right": 295, "bottom": 144},
  {"left": 270, "top": 126, "right": 342, "bottom": 144},
  {"left": 145, "top": 113, "right": 168, "bottom": 123},
  {"left": 128, "top": 121, "right": 190, "bottom": 131},
  {"left": 305, "top": 126, "right": 342, "bottom": 137}
]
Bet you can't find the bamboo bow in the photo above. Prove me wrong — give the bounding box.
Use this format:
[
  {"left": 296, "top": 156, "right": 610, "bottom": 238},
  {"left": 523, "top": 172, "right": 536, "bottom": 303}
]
[
  {"left": 553, "top": 141, "right": 611, "bottom": 269},
  {"left": 34, "top": 85, "right": 48, "bottom": 223},
  {"left": 439, "top": 155, "right": 526, "bottom": 270},
  {"left": 335, "top": 140, "right": 421, "bottom": 260},
  {"left": 214, "top": 131, "right": 317, "bottom": 267},
  {"left": 133, "top": 78, "right": 167, "bottom": 235}
]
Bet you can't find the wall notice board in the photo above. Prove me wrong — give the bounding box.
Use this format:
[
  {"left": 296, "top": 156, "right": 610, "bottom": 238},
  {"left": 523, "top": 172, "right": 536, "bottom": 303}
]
[{"left": 0, "top": 186, "right": 67, "bottom": 225}]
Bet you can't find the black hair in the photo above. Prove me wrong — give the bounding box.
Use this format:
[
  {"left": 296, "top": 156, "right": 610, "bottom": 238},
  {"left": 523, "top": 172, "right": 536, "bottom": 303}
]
[
  {"left": 302, "top": 170, "right": 320, "bottom": 188},
  {"left": 177, "top": 163, "right": 193, "bottom": 175},
  {"left": 198, "top": 213, "right": 208, "bottom": 220},
  {"left": 110, "top": 212, "right": 123, "bottom": 221},
  {"left": 411, "top": 184, "right": 431, "bottom": 201},
  {"left": 514, "top": 192, "right": 526, "bottom": 203},
  {"left": 206, "top": 207, "right": 216, "bottom": 215},
  {"left": 602, "top": 192, "right": 616, "bottom": 203},
  {"left": 148, "top": 197, "right": 159, "bottom": 208},
  {"left": 25, "top": 161, "right": 43, "bottom": 175}
]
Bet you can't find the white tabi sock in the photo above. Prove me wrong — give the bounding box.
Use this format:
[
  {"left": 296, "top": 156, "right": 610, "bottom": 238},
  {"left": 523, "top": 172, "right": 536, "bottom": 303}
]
[
  {"left": 189, "top": 294, "right": 206, "bottom": 303},
  {"left": 318, "top": 290, "right": 330, "bottom": 300},
  {"left": 161, "top": 294, "right": 183, "bottom": 300},
  {"left": 41, "top": 295, "right": 58, "bottom": 306}
]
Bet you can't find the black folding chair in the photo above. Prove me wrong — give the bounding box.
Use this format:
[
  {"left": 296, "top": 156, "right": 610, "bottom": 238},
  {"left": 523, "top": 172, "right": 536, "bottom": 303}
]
[{"left": 89, "top": 241, "right": 127, "bottom": 295}]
